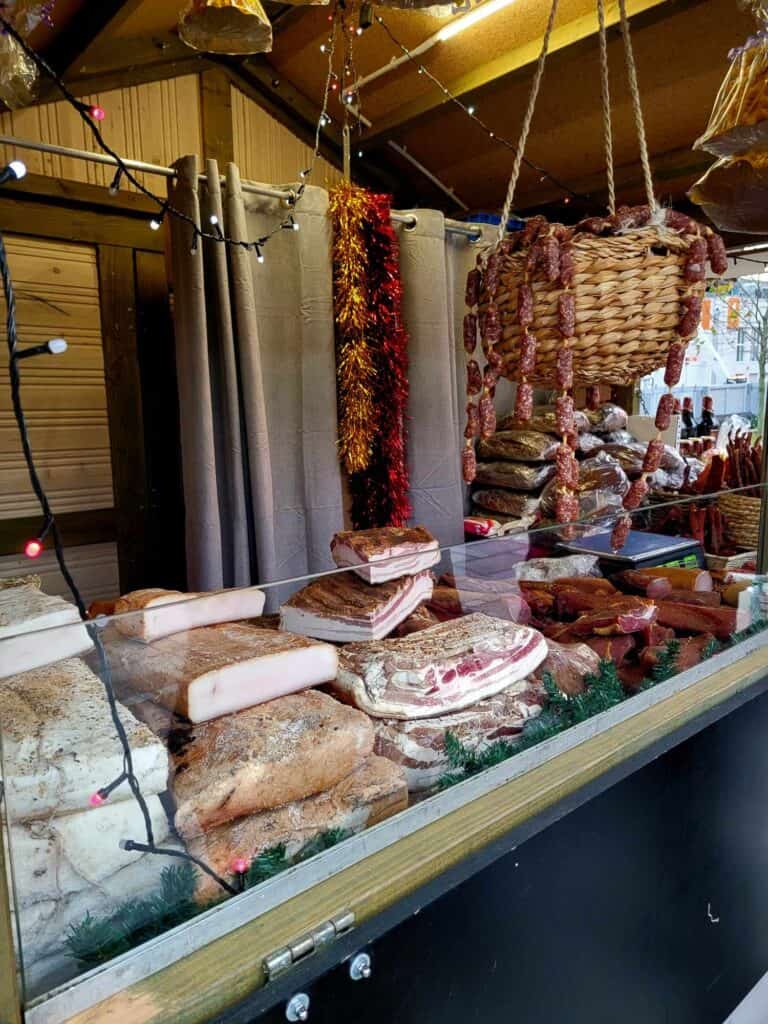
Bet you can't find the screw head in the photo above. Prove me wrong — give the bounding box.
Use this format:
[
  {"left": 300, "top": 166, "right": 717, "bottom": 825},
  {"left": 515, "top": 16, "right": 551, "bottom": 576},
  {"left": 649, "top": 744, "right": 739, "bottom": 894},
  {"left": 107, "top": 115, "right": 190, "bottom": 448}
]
[
  {"left": 349, "top": 952, "right": 372, "bottom": 981},
  {"left": 286, "top": 993, "right": 310, "bottom": 1022}
]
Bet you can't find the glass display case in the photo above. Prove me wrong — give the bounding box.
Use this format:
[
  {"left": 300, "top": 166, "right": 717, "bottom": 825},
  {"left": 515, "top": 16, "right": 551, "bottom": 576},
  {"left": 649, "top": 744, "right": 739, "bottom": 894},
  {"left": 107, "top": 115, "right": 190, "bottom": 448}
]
[{"left": 2, "top": 493, "right": 768, "bottom": 1023}]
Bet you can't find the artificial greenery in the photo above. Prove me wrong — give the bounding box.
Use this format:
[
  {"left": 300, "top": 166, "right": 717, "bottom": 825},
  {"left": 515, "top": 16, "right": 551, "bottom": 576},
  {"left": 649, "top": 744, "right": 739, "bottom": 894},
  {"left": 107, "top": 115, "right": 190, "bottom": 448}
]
[
  {"left": 65, "top": 830, "right": 350, "bottom": 969},
  {"left": 651, "top": 638, "right": 681, "bottom": 684}
]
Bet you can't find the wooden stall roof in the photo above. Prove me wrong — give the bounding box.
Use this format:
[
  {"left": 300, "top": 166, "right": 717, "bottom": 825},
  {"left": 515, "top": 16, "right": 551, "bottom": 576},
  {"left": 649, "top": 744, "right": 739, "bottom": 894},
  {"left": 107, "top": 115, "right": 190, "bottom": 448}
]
[{"left": 13, "top": 0, "right": 761, "bottom": 233}]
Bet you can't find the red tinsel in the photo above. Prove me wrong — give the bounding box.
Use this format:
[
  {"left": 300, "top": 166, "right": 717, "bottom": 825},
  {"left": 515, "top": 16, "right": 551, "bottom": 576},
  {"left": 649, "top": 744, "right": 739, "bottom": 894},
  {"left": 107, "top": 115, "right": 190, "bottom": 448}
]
[{"left": 349, "top": 191, "right": 411, "bottom": 529}]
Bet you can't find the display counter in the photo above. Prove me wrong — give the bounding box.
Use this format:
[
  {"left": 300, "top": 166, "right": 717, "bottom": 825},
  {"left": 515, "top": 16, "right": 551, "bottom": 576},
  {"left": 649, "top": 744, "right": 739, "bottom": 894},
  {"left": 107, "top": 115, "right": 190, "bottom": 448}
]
[{"left": 2, "top": 498, "right": 768, "bottom": 1024}]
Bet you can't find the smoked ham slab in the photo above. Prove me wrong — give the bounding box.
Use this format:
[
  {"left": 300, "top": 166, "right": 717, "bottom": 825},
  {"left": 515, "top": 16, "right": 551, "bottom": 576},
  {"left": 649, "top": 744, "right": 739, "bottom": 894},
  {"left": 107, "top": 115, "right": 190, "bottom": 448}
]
[
  {"left": 113, "top": 586, "right": 266, "bottom": 643},
  {"left": 532, "top": 638, "right": 601, "bottom": 695},
  {"left": 0, "top": 658, "right": 168, "bottom": 822},
  {"left": 279, "top": 570, "right": 434, "bottom": 642},
  {"left": 331, "top": 612, "right": 547, "bottom": 719},
  {"left": 107, "top": 623, "right": 338, "bottom": 723},
  {"left": 0, "top": 587, "right": 91, "bottom": 679},
  {"left": 190, "top": 755, "right": 407, "bottom": 902},
  {"left": 170, "top": 690, "right": 374, "bottom": 839},
  {"left": 331, "top": 526, "right": 439, "bottom": 584},
  {"left": 373, "top": 683, "right": 545, "bottom": 792}
]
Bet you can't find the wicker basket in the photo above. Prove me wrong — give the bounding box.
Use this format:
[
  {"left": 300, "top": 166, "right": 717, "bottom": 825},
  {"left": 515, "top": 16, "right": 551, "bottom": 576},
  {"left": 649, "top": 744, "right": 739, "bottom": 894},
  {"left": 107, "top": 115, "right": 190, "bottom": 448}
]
[
  {"left": 717, "top": 492, "right": 762, "bottom": 549},
  {"left": 491, "top": 227, "right": 706, "bottom": 386}
]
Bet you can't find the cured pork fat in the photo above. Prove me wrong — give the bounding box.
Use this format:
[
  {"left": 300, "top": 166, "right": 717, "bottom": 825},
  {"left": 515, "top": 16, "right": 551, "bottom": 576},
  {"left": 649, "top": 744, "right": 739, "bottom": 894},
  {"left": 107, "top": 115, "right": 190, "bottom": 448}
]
[
  {"left": 0, "top": 586, "right": 92, "bottom": 678},
  {"left": 331, "top": 526, "right": 439, "bottom": 584},
  {"left": 280, "top": 570, "right": 434, "bottom": 642},
  {"left": 190, "top": 756, "right": 407, "bottom": 902},
  {"left": 332, "top": 613, "right": 547, "bottom": 719},
  {"left": 0, "top": 658, "right": 168, "bottom": 821},
  {"left": 107, "top": 623, "right": 338, "bottom": 723},
  {"left": 171, "top": 690, "right": 373, "bottom": 839},
  {"left": 373, "top": 684, "right": 545, "bottom": 792},
  {"left": 113, "top": 586, "right": 266, "bottom": 642}
]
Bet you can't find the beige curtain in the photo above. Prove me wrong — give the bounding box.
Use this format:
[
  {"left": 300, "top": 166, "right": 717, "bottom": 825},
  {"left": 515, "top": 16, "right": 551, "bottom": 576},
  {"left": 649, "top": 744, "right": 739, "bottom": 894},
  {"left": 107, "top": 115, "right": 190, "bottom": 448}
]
[
  {"left": 169, "top": 157, "right": 344, "bottom": 592},
  {"left": 169, "top": 160, "right": 490, "bottom": 588}
]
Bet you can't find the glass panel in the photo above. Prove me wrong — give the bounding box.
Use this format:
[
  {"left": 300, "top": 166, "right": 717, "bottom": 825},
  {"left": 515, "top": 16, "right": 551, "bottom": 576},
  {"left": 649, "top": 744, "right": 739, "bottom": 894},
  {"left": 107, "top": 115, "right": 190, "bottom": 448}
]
[{"left": 1, "top": 491, "right": 767, "bottom": 1004}]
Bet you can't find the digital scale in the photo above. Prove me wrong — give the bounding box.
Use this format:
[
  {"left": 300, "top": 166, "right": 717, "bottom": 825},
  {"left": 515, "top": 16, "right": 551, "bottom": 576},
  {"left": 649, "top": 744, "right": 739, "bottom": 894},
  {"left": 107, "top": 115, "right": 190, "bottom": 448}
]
[{"left": 560, "top": 529, "right": 705, "bottom": 574}]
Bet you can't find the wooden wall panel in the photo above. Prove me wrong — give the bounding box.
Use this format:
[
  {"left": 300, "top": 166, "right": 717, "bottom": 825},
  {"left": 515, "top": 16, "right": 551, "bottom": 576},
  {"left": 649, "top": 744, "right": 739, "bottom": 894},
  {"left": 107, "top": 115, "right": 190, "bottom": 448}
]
[
  {"left": 0, "top": 542, "right": 119, "bottom": 605},
  {"left": 0, "top": 236, "right": 114, "bottom": 518},
  {"left": 231, "top": 85, "right": 343, "bottom": 190},
  {"left": 0, "top": 75, "right": 202, "bottom": 190}
]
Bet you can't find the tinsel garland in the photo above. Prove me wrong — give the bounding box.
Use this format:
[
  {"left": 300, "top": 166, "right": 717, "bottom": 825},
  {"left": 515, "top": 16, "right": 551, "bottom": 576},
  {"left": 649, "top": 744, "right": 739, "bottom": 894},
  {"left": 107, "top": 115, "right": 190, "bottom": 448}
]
[
  {"left": 329, "top": 181, "right": 377, "bottom": 474},
  {"left": 349, "top": 192, "right": 411, "bottom": 528}
]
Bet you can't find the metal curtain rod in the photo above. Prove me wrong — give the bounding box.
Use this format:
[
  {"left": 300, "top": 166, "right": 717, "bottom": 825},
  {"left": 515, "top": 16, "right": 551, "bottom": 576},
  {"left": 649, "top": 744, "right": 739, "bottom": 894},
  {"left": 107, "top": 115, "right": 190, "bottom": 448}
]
[{"left": 0, "top": 133, "right": 482, "bottom": 240}]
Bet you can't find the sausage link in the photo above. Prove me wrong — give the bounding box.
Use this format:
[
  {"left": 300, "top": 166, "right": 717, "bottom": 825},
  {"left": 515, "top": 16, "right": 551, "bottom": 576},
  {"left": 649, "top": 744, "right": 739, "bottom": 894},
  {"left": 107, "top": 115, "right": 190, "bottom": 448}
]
[
  {"left": 514, "top": 381, "right": 534, "bottom": 422},
  {"left": 555, "top": 394, "right": 575, "bottom": 435},
  {"left": 465, "top": 268, "right": 480, "bottom": 307},
  {"left": 479, "top": 392, "right": 497, "bottom": 438},
  {"left": 664, "top": 342, "right": 686, "bottom": 386},
  {"left": 463, "top": 313, "right": 478, "bottom": 355},
  {"left": 623, "top": 476, "right": 649, "bottom": 510},
  {"left": 707, "top": 232, "right": 728, "bottom": 275},
  {"left": 519, "top": 330, "right": 537, "bottom": 377},
  {"left": 558, "top": 292, "right": 576, "bottom": 338},
  {"left": 462, "top": 443, "right": 477, "bottom": 483},
  {"left": 464, "top": 401, "right": 479, "bottom": 439},
  {"left": 655, "top": 393, "right": 675, "bottom": 431},
  {"left": 610, "top": 516, "right": 631, "bottom": 550},
  {"left": 642, "top": 438, "right": 665, "bottom": 473},
  {"left": 517, "top": 283, "right": 534, "bottom": 327},
  {"left": 684, "top": 237, "right": 707, "bottom": 283},
  {"left": 556, "top": 347, "right": 574, "bottom": 390},
  {"left": 467, "top": 359, "right": 482, "bottom": 396}
]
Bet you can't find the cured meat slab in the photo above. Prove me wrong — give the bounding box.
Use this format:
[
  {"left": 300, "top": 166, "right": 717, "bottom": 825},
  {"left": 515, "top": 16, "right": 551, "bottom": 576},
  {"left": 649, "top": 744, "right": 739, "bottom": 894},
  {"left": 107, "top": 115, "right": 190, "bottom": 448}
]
[
  {"left": 171, "top": 690, "right": 374, "bottom": 839},
  {"left": 280, "top": 570, "right": 434, "bottom": 643},
  {"left": 190, "top": 756, "right": 407, "bottom": 902},
  {"left": 107, "top": 623, "right": 338, "bottom": 723},
  {"left": 569, "top": 597, "right": 657, "bottom": 637},
  {"left": 373, "top": 683, "right": 545, "bottom": 792},
  {"left": 113, "top": 586, "right": 266, "bottom": 642},
  {"left": 332, "top": 613, "right": 547, "bottom": 719},
  {"left": 0, "top": 658, "right": 168, "bottom": 822},
  {"left": 10, "top": 794, "right": 170, "bottom": 904},
  {"left": 331, "top": 526, "right": 440, "bottom": 584},
  {"left": 654, "top": 601, "right": 737, "bottom": 641},
  {"left": 0, "top": 586, "right": 92, "bottom": 679}
]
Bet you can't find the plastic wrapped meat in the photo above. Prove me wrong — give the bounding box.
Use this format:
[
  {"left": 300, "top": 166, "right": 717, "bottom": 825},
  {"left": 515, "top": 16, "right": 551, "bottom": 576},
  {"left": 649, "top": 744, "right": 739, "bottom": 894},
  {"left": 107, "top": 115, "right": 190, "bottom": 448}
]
[
  {"left": 427, "top": 586, "right": 531, "bottom": 625},
  {"left": 539, "top": 452, "right": 630, "bottom": 520},
  {"left": 586, "top": 403, "right": 629, "bottom": 434},
  {"left": 577, "top": 432, "right": 604, "bottom": 456},
  {"left": 498, "top": 407, "right": 591, "bottom": 436},
  {"left": 531, "top": 638, "right": 601, "bottom": 696},
  {"left": 510, "top": 554, "right": 601, "bottom": 581},
  {"left": 476, "top": 431, "right": 560, "bottom": 463},
  {"left": 474, "top": 461, "right": 556, "bottom": 491},
  {"left": 472, "top": 490, "right": 540, "bottom": 518}
]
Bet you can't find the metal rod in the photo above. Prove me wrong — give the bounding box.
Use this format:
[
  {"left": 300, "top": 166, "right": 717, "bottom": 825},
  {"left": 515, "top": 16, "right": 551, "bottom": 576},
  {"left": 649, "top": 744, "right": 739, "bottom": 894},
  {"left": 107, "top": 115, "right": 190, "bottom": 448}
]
[
  {"left": 388, "top": 140, "right": 469, "bottom": 211},
  {"left": 0, "top": 132, "right": 481, "bottom": 238}
]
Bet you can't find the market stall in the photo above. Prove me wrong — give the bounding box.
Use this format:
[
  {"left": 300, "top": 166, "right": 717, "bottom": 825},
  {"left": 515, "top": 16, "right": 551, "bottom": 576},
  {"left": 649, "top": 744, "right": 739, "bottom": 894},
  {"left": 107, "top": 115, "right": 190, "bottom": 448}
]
[{"left": 0, "top": 0, "right": 767, "bottom": 1021}]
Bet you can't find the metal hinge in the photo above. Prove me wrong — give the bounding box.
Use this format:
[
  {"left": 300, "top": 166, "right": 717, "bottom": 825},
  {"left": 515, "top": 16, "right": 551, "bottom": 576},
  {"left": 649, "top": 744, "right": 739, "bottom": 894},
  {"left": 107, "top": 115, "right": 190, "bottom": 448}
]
[{"left": 263, "top": 909, "right": 355, "bottom": 982}]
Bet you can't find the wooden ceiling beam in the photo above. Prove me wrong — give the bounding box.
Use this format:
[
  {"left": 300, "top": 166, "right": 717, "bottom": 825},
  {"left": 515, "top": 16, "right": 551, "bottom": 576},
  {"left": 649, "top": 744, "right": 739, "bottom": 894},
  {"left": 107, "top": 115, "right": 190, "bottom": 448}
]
[
  {"left": 41, "top": 0, "right": 148, "bottom": 81},
  {"left": 360, "top": 0, "right": 693, "bottom": 149}
]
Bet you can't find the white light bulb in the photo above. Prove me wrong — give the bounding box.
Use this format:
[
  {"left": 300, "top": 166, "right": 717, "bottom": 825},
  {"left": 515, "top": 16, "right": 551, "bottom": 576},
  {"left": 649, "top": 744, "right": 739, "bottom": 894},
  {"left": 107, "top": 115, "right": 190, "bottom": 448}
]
[
  {"left": 210, "top": 214, "right": 219, "bottom": 226},
  {"left": 47, "top": 337, "right": 67, "bottom": 355},
  {"left": 356, "top": 26, "right": 363, "bottom": 35},
  {"left": 320, "top": 44, "right": 326, "bottom": 52},
  {"left": 257, "top": 254, "right": 265, "bottom": 264},
  {"left": 9, "top": 160, "right": 26, "bottom": 180},
  {"left": 292, "top": 222, "right": 300, "bottom": 231},
  {"left": 467, "top": 105, "right": 476, "bottom": 115},
  {"left": 149, "top": 218, "right": 161, "bottom": 231},
  {"left": 357, "top": 150, "right": 364, "bottom": 158}
]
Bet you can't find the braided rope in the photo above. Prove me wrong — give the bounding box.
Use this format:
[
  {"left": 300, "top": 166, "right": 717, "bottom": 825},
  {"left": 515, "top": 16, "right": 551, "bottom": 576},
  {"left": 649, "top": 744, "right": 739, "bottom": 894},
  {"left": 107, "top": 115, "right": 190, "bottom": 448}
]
[
  {"left": 618, "top": 0, "right": 657, "bottom": 212},
  {"left": 597, "top": 0, "right": 615, "bottom": 215},
  {"left": 496, "top": 0, "right": 560, "bottom": 246}
]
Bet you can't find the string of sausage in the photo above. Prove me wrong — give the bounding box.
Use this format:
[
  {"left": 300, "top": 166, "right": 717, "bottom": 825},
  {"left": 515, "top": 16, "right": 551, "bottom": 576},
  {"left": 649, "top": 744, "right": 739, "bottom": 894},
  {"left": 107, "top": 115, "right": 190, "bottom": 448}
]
[
  {"left": 610, "top": 221, "right": 729, "bottom": 549},
  {"left": 462, "top": 252, "right": 504, "bottom": 483}
]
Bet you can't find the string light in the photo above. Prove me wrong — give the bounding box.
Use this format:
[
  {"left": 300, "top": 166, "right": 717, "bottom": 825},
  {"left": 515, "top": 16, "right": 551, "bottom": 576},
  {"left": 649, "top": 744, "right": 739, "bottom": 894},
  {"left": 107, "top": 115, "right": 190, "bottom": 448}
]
[
  {"left": 108, "top": 166, "right": 123, "bottom": 196},
  {"left": 373, "top": 14, "right": 582, "bottom": 203},
  {"left": 0, "top": 164, "right": 238, "bottom": 900},
  {"left": 0, "top": 14, "right": 339, "bottom": 265},
  {"left": 15, "top": 337, "right": 68, "bottom": 359},
  {"left": 0, "top": 159, "right": 26, "bottom": 185}
]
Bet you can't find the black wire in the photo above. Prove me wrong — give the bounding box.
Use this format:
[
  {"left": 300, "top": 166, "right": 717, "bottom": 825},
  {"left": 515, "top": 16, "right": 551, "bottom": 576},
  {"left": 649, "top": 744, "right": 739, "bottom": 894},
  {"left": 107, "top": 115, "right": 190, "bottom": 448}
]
[
  {"left": 0, "top": 229, "right": 235, "bottom": 897},
  {"left": 0, "top": 16, "right": 306, "bottom": 254},
  {"left": 374, "top": 15, "right": 585, "bottom": 203}
]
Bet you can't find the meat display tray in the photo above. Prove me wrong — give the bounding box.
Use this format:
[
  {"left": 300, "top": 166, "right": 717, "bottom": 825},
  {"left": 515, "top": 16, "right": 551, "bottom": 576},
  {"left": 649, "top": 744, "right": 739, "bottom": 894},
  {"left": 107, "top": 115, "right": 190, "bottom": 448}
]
[{"left": 559, "top": 530, "right": 705, "bottom": 572}]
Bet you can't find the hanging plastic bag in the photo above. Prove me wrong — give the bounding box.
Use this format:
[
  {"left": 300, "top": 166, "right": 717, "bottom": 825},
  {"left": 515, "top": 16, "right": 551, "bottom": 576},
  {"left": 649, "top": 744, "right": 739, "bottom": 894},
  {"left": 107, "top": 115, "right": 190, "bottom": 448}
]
[
  {"left": 695, "top": 32, "right": 768, "bottom": 157},
  {"left": 689, "top": 152, "right": 768, "bottom": 233}
]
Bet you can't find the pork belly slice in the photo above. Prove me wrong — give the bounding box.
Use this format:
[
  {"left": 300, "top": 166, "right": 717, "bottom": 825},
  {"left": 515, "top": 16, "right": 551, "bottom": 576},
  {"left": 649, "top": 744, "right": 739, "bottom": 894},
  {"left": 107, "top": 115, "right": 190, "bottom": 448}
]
[
  {"left": 279, "top": 569, "right": 434, "bottom": 643},
  {"left": 0, "top": 658, "right": 168, "bottom": 822},
  {"left": 113, "top": 586, "right": 266, "bottom": 643},
  {"left": 331, "top": 526, "right": 439, "bottom": 583},
  {"left": 0, "top": 587, "right": 92, "bottom": 679},
  {"left": 331, "top": 612, "right": 547, "bottom": 720},
  {"left": 171, "top": 689, "right": 373, "bottom": 838},
  {"left": 107, "top": 623, "right": 338, "bottom": 723},
  {"left": 190, "top": 755, "right": 407, "bottom": 902},
  {"left": 373, "top": 682, "right": 545, "bottom": 792}
]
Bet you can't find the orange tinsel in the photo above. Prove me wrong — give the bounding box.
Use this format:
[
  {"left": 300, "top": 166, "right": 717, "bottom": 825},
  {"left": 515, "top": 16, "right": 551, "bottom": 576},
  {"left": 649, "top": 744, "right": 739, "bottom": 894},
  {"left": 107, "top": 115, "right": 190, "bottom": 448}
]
[{"left": 329, "top": 181, "right": 378, "bottom": 474}]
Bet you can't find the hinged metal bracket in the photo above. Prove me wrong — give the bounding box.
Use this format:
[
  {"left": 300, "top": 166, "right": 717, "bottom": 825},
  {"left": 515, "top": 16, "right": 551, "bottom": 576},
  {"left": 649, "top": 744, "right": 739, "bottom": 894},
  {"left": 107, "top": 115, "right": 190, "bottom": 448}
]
[{"left": 263, "top": 910, "right": 355, "bottom": 982}]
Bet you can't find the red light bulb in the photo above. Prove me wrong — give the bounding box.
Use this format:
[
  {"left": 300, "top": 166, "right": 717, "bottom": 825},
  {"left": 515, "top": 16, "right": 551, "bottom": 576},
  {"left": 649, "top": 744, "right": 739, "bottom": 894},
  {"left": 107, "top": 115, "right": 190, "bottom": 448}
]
[
  {"left": 89, "top": 791, "right": 106, "bottom": 808},
  {"left": 90, "top": 105, "right": 106, "bottom": 122},
  {"left": 230, "top": 856, "right": 249, "bottom": 874},
  {"left": 24, "top": 538, "right": 43, "bottom": 559}
]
